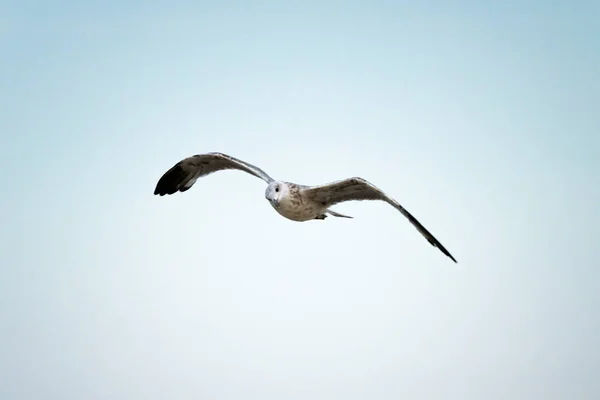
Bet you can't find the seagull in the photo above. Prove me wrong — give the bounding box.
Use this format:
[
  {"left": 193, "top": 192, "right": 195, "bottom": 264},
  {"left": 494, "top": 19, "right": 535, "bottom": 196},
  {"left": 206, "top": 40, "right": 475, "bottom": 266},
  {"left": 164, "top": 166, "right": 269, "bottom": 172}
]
[{"left": 154, "top": 152, "right": 457, "bottom": 263}]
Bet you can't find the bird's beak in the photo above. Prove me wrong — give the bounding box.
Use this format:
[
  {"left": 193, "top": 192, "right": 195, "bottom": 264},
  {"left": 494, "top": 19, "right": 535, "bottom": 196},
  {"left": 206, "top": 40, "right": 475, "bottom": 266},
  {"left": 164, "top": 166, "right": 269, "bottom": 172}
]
[{"left": 266, "top": 195, "right": 279, "bottom": 208}]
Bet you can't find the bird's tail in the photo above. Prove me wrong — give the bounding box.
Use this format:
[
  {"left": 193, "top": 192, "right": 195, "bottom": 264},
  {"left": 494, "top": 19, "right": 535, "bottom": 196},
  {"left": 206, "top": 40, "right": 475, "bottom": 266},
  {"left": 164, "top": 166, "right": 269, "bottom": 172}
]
[{"left": 326, "top": 209, "right": 353, "bottom": 218}]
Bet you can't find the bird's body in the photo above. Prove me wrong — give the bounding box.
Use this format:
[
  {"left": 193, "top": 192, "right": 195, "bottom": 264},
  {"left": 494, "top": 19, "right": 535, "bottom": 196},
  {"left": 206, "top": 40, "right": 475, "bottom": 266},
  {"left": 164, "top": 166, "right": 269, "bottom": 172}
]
[
  {"left": 154, "top": 152, "right": 458, "bottom": 263},
  {"left": 266, "top": 182, "right": 326, "bottom": 221}
]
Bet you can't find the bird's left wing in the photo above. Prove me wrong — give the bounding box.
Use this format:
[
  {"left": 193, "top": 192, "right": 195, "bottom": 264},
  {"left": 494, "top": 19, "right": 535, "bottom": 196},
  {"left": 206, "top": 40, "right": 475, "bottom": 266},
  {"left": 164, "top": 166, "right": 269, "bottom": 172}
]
[
  {"left": 301, "top": 177, "right": 457, "bottom": 263},
  {"left": 154, "top": 152, "right": 274, "bottom": 196}
]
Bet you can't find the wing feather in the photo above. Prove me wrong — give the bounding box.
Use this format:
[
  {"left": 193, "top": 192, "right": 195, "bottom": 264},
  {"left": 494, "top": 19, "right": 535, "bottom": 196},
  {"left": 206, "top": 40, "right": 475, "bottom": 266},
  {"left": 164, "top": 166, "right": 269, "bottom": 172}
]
[
  {"left": 301, "top": 177, "right": 457, "bottom": 263},
  {"left": 154, "top": 152, "right": 274, "bottom": 196}
]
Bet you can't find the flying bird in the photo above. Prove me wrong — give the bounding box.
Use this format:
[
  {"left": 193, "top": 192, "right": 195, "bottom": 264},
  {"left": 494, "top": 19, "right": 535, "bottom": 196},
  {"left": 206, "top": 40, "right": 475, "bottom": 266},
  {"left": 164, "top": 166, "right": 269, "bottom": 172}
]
[{"left": 154, "top": 152, "right": 457, "bottom": 263}]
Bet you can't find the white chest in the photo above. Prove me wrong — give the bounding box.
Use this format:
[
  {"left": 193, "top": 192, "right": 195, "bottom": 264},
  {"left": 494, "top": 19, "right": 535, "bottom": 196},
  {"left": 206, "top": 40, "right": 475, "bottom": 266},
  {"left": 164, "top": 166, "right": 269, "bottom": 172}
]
[{"left": 271, "top": 196, "right": 323, "bottom": 222}]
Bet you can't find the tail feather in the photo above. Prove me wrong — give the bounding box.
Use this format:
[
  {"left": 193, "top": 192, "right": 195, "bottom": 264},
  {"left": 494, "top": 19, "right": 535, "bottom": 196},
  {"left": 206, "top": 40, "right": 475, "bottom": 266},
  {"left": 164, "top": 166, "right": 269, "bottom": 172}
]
[{"left": 326, "top": 209, "right": 353, "bottom": 219}]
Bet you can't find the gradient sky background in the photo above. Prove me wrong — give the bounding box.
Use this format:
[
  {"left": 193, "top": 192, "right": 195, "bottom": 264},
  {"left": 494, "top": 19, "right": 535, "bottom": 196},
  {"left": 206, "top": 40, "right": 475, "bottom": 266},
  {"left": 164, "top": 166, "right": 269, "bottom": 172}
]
[{"left": 1, "top": 2, "right": 599, "bottom": 399}]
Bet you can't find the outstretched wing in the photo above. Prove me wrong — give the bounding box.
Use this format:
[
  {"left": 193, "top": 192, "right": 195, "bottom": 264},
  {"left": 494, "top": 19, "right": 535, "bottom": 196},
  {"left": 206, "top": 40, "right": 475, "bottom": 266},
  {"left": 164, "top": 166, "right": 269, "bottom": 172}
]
[
  {"left": 154, "top": 152, "right": 274, "bottom": 196},
  {"left": 301, "top": 177, "right": 457, "bottom": 263}
]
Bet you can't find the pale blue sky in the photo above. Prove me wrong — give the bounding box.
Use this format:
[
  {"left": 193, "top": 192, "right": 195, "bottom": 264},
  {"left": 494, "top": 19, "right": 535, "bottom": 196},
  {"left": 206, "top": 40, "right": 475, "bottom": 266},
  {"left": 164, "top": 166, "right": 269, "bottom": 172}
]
[{"left": 1, "top": 2, "right": 599, "bottom": 399}]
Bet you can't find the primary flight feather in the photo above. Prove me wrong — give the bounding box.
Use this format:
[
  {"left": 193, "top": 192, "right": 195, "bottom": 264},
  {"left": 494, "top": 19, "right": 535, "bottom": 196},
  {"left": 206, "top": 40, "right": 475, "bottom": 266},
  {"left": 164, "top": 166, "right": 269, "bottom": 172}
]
[{"left": 154, "top": 152, "right": 457, "bottom": 263}]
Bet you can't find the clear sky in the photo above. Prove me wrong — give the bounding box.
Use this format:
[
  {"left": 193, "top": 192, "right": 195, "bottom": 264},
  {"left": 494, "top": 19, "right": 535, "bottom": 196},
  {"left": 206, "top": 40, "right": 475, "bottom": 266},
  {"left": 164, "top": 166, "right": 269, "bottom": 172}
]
[{"left": 1, "top": 1, "right": 599, "bottom": 399}]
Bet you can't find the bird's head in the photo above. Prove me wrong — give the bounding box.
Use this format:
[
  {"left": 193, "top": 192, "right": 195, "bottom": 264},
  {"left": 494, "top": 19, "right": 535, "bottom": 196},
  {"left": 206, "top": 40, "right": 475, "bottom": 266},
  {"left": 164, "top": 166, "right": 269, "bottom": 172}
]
[{"left": 265, "top": 181, "right": 287, "bottom": 208}]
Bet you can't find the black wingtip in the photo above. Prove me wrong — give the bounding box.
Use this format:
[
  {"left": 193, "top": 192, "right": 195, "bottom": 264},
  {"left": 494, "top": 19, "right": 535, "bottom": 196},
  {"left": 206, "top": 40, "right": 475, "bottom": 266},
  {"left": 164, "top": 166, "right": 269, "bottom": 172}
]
[
  {"left": 153, "top": 180, "right": 170, "bottom": 196},
  {"left": 441, "top": 244, "right": 458, "bottom": 263},
  {"left": 424, "top": 236, "right": 457, "bottom": 263},
  {"left": 439, "top": 246, "right": 458, "bottom": 263},
  {"left": 153, "top": 163, "right": 187, "bottom": 196}
]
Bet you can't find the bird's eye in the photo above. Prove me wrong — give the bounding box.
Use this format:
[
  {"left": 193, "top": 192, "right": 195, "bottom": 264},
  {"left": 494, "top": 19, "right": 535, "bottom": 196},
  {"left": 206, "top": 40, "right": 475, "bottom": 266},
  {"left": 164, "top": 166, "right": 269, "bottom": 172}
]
[{"left": 275, "top": 187, "right": 279, "bottom": 192}]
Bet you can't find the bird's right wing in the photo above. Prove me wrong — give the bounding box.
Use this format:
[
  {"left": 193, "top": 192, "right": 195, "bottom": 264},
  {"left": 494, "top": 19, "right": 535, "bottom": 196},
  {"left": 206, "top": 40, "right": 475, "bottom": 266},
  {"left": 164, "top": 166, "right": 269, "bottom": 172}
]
[{"left": 154, "top": 152, "right": 274, "bottom": 196}]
